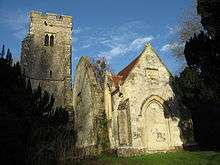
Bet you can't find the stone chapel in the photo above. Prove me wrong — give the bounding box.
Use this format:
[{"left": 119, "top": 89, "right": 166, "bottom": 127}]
[{"left": 21, "top": 11, "right": 194, "bottom": 157}]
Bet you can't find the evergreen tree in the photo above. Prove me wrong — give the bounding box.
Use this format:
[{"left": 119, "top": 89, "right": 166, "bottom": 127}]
[
  {"left": 175, "top": 0, "right": 220, "bottom": 149},
  {"left": 0, "top": 46, "right": 72, "bottom": 164},
  {"left": 6, "top": 48, "right": 12, "bottom": 65},
  {"left": 0, "top": 45, "right": 5, "bottom": 58}
]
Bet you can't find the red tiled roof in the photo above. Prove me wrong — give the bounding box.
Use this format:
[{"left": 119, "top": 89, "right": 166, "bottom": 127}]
[
  {"left": 117, "top": 54, "right": 142, "bottom": 82},
  {"left": 111, "top": 75, "right": 123, "bottom": 87}
]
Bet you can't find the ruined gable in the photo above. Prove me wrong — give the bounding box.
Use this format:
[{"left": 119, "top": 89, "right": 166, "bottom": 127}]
[{"left": 73, "top": 57, "right": 109, "bottom": 156}]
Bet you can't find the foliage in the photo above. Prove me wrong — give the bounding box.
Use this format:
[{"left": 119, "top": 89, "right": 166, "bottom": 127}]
[
  {"left": 185, "top": 32, "right": 220, "bottom": 90},
  {"left": 91, "top": 57, "right": 111, "bottom": 89},
  {"left": 170, "top": 0, "right": 203, "bottom": 58},
  {"left": 91, "top": 57, "right": 111, "bottom": 152},
  {"left": 174, "top": 0, "right": 220, "bottom": 150},
  {"left": 95, "top": 111, "right": 110, "bottom": 153},
  {"left": 0, "top": 47, "right": 73, "bottom": 164}
]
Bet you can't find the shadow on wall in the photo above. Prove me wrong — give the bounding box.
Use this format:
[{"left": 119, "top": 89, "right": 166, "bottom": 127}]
[
  {"left": 172, "top": 66, "right": 220, "bottom": 151},
  {"left": 162, "top": 76, "right": 196, "bottom": 150},
  {"left": 166, "top": 69, "right": 220, "bottom": 151}
]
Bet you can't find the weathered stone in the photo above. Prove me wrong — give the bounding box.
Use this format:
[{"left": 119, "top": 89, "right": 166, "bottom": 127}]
[
  {"left": 104, "top": 43, "right": 192, "bottom": 156},
  {"left": 20, "top": 11, "right": 194, "bottom": 157},
  {"left": 73, "top": 57, "right": 109, "bottom": 156},
  {"left": 20, "top": 11, "right": 73, "bottom": 109}
]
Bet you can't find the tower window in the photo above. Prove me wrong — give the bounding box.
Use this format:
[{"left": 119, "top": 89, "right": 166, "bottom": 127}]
[
  {"left": 50, "top": 35, "right": 54, "bottom": 46},
  {"left": 49, "top": 70, "right": 52, "bottom": 78},
  {"left": 44, "top": 34, "right": 49, "bottom": 46},
  {"left": 56, "top": 15, "right": 63, "bottom": 20},
  {"left": 44, "top": 21, "right": 48, "bottom": 26}
]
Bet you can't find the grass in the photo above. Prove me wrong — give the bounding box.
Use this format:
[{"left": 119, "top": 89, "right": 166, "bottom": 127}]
[{"left": 69, "top": 151, "right": 220, "bottom": 165}]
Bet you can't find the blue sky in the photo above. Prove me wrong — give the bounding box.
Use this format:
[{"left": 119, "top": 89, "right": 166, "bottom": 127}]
[{"left": 0, "top": 0, "right": 192, "bottom": 75}]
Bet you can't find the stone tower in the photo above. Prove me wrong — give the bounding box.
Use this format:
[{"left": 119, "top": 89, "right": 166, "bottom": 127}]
[{"left": 21, "top": 11, "right": 73, "bottom": 108}]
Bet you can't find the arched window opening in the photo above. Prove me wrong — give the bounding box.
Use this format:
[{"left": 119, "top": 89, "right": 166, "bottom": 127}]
[
  {"left": 44, "top": 34, "right": 49, "bottom": 46},
  {"left": 50, "top": 35, "right": 54, "bottom": 46},
  {"left": 44, "top": 21, "right": 47, "bottom": 26},
  {"left": 49, "top": 70, "right": 52, "bottom": 78}
]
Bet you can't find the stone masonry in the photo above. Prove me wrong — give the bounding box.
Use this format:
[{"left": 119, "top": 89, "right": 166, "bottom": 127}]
[
  {"left": 20, "top": 11, "right": 72, "bottom": 109},
  {"left": 21, "top": 11, "right": 194, "bottom": 157},
  {"left": 73, "top": 57, "right": 109, "bottom": 157},
  {"left": 104, "top": 43, "right": 186, "bottom": 156}
]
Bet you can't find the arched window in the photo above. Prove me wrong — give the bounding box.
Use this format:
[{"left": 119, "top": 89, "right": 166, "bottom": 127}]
[
  {"left": 44, "top": 34, "right": 49, "bottom": 46},
  {"left": 49, "top": 70, "right": 52, "bottom": 78},
  {"left": 50, "top": 35, "right": 54, "bottom": 46}
]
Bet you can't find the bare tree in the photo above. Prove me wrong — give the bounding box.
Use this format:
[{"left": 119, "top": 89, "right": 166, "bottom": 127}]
[
  {"left": 91, "top": 57, "right": 112, "bottom": 89},
  {"left": 170, "top": 0, "right": 203, "bottom": 58}
]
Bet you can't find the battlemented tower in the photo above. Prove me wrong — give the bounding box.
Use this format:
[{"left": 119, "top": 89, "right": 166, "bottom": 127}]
[{"left": 21, "top": 11, "right": 72, "bottom": 108}]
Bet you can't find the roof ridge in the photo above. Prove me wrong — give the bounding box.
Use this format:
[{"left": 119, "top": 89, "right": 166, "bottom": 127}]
[{"left": 116, "top": 49, "right": 144, "bottom": 83}]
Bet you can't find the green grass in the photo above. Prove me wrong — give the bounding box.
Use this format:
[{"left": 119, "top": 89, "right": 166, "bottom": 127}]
[{"left": 70, "top": 151, "right": 220, "bottom": 165}]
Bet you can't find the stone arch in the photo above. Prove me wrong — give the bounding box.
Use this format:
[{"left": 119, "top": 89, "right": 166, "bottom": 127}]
[
  {"left": 50, "top": 35, "right": 54, "bottom": 46},
  {"left": 44, "top": 34, "right": 49, "bottom": 46},
  {"left": 49, "top": 70, "right": 52, "bottom": 78},
  {"left": 140, "top": 95, "right": 172, "bottom": 150},
  {"left": 139, "top": 95, "right": 170, "bottom": 117}
]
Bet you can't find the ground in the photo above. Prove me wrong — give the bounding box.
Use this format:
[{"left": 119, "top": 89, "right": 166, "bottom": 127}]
[{"left": 64, "top": 151, "right": 220, "bottom": 165}]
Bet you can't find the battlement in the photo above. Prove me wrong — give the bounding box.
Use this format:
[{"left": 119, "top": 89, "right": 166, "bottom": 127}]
[
  {"left": 30, "top": 10, "right": 72, "bottom": 20},
  {"left": 28, "top": 10, "right": 72, "bottom": 37},
  {"left": 29, "top": 11, "right": 72, "bottom": 30}
]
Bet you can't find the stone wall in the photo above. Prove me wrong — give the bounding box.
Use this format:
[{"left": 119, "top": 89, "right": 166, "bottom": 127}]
[
  {"left": 73, "top": 57, "right": 109, "bottom": 156},
  {"left": 20, "top": 11, "right": 194, "bottom": 157},
  {"left": 105, "top": 44, "right": 184, "bottom": 155},
  {"left": 20, "top": 11, "right": 72, "bottom": 108}
]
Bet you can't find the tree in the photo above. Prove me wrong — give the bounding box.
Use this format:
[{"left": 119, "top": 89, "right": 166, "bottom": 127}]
[
  {"left": 1, "top": 45, "right": 5, "bottom": 58},
  {"left": 170, "top": 0, "right": 203, "bottom": 58},
  {"left": 6, "top": 48, "right": 12, "bottom": 65},
  {"left": 174, "top": 0, "right": 220, "bottom": 149},
  {"left": 91, "top": 57, "right": 112, "bottom": 89},
  {"left": 185, "top": 32, "right": 220, "bottom": 87},
  {"left": 0, "top": 46, "right": 72, "bottom": 164}
]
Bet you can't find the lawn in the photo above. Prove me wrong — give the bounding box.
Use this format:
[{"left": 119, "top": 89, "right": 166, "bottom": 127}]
[{"left": 69, "top": 151, "right": 220, "bottom": 165}]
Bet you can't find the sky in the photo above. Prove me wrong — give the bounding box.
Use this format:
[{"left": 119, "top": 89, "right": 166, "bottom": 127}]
[{"left": 0, "top": 0, "right": 193, "bottom": 76}]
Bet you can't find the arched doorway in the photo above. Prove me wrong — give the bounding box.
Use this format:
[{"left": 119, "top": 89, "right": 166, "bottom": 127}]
[{"left": 141, "top": 96, "right": 171, "bottom": 150}]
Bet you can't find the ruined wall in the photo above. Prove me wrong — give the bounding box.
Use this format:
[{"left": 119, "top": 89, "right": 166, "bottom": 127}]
[
  {"left": 107, "top": 44, "right": 183, "bottom": 156},
  {"left": 20, "top": 11, "right": 72, "bottom": 108},
  {"left": 73, "top": 57, "right": 108, "bottom": 156}
]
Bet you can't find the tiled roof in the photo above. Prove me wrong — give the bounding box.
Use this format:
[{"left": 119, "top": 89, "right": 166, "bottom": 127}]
[
  {"left": 111, "top": 75, "right": 123, "bottom": 87},
  {"left": 117, "top": 54, "right": 142, "bottom": 82},
  {"left": 110, "top": 54, "right": 142, "bottom": 88}
]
